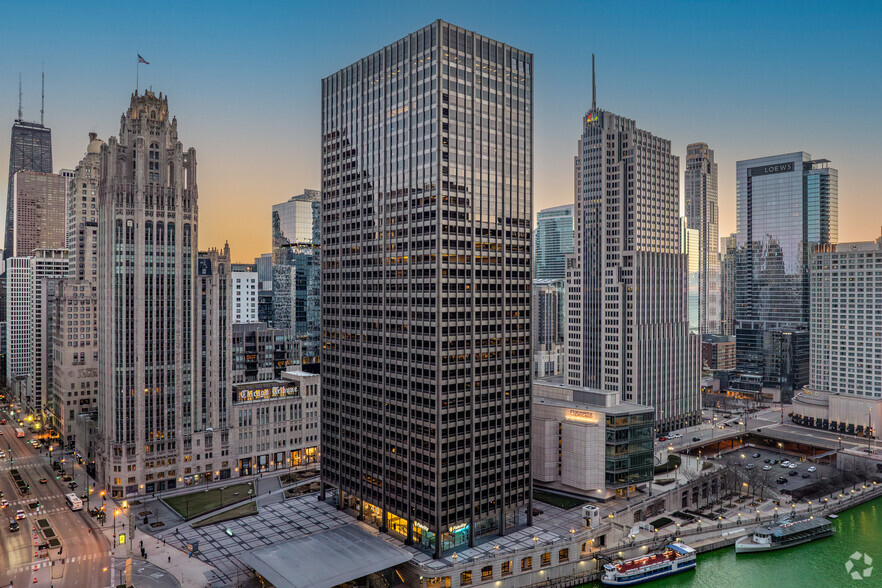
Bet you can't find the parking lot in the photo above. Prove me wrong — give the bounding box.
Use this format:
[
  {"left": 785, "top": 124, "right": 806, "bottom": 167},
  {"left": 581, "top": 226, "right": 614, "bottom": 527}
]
[{"left": 720, "top": 446, "right": 840, "bottom": 496}]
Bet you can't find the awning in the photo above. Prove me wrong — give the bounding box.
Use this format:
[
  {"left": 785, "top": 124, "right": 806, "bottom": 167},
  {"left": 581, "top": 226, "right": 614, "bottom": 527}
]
[{"left": 238, "top": 525, "right": 412, "bottom": 588}]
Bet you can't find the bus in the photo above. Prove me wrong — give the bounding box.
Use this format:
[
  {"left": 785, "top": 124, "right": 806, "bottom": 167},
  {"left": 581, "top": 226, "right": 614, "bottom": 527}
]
[
  {"left": 15, "top": 428, "right": 25, "bottom": 438},
  {"left": 65, "top": 493, "right": 83, "bottom": 511}
]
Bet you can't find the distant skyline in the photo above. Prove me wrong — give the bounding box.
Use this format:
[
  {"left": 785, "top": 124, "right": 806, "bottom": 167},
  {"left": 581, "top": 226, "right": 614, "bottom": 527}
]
[{"left": 1, "top": 0, "right": 880, "bottom": 261}]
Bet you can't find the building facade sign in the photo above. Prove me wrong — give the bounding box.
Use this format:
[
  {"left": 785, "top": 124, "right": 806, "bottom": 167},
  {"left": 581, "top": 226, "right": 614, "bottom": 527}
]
[
  {"left": 233, "top": 384, "right": 299, "bottom": 403},
  {"left": 566, "top": 409, "right": 599, "bottom": 424},
  {"left": 748, "top": 162, "right": 795, "bottom": 177}
]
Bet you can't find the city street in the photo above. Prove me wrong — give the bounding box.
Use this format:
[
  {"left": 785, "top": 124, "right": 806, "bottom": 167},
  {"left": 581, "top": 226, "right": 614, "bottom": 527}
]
[{"left": 0, "top": 410, "right": 110, "bottom": 587}]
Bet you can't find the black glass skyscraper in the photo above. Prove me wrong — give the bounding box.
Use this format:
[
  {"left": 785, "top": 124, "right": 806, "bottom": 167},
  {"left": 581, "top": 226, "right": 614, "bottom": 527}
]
[
  {"left": 734, "top": 152, "right": 837, "bottom": 394},
  {"left": 5, "top": 119, "right": 53, "bottom": 259}
]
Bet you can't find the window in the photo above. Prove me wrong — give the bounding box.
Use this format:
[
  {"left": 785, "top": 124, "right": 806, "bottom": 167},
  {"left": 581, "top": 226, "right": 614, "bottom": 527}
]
[
  {"left": 521, "top": 557, "right": 532, "bottom": 571},
  {"left": 541, "top": 552, "right": 551, "bottom": 567},
  {"left": 480, "top": 566, "right": 493, "bottom": 580},
  {"left": 460, "top": 570, "right": 472, "bottom": 586},
  {"left": 501, "top": 561, "right": 512, "bottom": 576},
  {"left": 559, "top": 548, "right": 569, "bottom": 563}
]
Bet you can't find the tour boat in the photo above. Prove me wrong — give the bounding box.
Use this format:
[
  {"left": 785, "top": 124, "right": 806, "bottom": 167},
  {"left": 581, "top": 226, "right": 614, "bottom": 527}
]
[
  {"left": 601, "top": 543, "right": 697, "bottom": 586},
  {"left": 735, "top": 516, "right": 835, "bottom": 553}
]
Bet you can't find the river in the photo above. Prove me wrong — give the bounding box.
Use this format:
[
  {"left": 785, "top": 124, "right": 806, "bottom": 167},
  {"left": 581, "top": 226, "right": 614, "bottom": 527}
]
[{"left": 583, "top": 496, "right": 882, "bottom": 587}]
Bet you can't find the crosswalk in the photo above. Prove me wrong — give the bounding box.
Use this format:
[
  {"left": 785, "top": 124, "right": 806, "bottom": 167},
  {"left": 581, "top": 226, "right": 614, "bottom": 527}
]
[{"left": 6, "top": 551, "right": 112, "bottom": 575}]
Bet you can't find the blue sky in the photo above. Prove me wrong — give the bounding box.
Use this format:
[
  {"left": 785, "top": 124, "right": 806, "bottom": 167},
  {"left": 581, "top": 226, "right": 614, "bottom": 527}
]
[{"left": 1, "top": 0, "right": 880, "bottom": 259}]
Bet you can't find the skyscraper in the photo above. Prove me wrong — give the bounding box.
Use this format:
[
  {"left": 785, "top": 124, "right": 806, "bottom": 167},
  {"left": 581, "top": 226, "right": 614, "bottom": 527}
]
[
  {"left": 684, "top": 142, "right": 720, "bottom": 334},
  {"left": 320, "top": 21, "right": 533, "bottom": 555},
  {"left": 272, "top": 190, "right": 320, "bottom": 364},
  {"left": 11, "top": 170, "right": 65, "bottom": 257},
  {"left": 534, "top": 204, "right": 573, "bottom": 280},
  {"left": 567, "top": 86, "right": 700, "bottom": 431},
  {"left": 50, "top": 132, "right": 103, "bottom": 448},
  {"left": 680, "top": 218, "right": 700, "bottom": 335},
  {"left": 734, "top": 153, "right": 837, "bottom": 394},
  {"left": 533, "top": 278, "right": 565, "bottom": 378},
  {"left": 97, "top": 90, "right": 214, "bottom": 497},
  {"left": 719, "top": 233, "right": 737, "bottom": 336},
  {"left": 5, "top": 117, "right": 53, "bottom": 259}
]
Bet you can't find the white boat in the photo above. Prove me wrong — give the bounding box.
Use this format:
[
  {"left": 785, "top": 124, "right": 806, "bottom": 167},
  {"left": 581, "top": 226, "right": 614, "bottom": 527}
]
[
  {"left": 601, "top": 543, "right": 696, "bottom": 585},
  {"left": 735, "top": 517, "right": 834, "bottom": 553}
]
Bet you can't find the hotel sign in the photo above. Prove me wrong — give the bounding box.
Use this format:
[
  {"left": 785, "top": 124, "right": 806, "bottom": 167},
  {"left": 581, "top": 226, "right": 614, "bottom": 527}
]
[
  {"left": 749, "top": 162, "right": 795, "bottom": 177},
  {"left": 233, "top": 384, "right": 299, "bottom": 403},
  {"left": 566, "top": 409, "right": 599, "bottom": 424}
]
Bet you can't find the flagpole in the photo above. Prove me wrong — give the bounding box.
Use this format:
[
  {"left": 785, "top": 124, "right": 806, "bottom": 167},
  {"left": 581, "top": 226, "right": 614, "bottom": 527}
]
[{"left": 136, "top": 56, "right": 139, "bottom": 95}]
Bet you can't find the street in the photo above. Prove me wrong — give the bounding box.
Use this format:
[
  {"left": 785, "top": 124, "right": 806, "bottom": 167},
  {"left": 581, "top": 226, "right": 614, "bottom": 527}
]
[{"left": 0, "top": 411, "right": 110, "bottom": 587}]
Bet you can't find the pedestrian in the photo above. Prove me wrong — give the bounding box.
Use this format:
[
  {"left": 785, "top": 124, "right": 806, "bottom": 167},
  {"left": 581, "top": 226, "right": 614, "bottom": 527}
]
[{"left": 168, "top": 556, "right": 171, "bottom": 563}]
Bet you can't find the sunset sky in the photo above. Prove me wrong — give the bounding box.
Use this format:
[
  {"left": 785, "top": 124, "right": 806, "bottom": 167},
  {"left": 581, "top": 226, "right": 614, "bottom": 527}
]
[{"left": 2, "top": 0, "right": 880, "bottom": 261}]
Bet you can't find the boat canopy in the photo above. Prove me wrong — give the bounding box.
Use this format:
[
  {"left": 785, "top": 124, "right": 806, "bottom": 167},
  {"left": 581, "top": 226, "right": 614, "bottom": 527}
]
[
  {"left": 668, "top": 543, "right": 696, "bottom": 555},
  {"left": 772, "top": 517, "right": 831, "bottom": 538}
]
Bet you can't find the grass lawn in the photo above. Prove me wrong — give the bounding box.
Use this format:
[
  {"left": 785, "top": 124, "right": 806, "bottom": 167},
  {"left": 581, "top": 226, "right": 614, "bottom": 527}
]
[
  {"left": 533, "top": 490, "right": 586, "bottom": 510},
  {"left": 192, "top": 502, "right": 258, "bottom": 528},
  {"left": 164, "top": 481, "right": 254, "bottom": 520}
]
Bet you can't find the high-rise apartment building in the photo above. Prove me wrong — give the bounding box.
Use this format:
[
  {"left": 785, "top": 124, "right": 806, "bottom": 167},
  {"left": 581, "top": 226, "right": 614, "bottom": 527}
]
[
  {"left": 12, "top": 170, "right": 66, "bottom": 257},
  {"left": 810, "top": 237, "right": 882, "bottom": 399},
  {"left": 681, "top": 218, "right": 700, "bottom": 335},
  {"left": 567, "top": 99, "right": 700, "bottom": 431},
  {"left": 5, "top": 249, "right": 68, "bottom": 413},
  {"left": 533, "top": 278, "right": 565, "bottom": 378},
  {"left": 320, "top": 21, "right": 533, "bottom": 555},
  {"left": 720, "top": 233, "right": 737, "bottom": 336},
  {"left": 272, "top": 190, "right": 320, "bottom": 364},
  {"left": 231, "top": 322, "right": 300, "bottom": 384},
  {"left": 534, "top": 204, "right": 573, "bottom": 280},
  {"left": 684, "top": 142, "right": 720, "bottom": 334},
  {"left": 255, "top": 252, "right": 272, "bottom": 286},
  {"left": 97, "top": 91, "right": 214, "bottom": 497},
  {"left": 232, "top": 270, "right": 258, "bottom": 323},
  {"left": 734, "top": 153, "right": 837, "bottom": 393},
  {"left": 5, "top": 118, "right": 53, "bottom": 259},
  {"left": 51, "top": 133, "right": 104, "bottom": 447}
]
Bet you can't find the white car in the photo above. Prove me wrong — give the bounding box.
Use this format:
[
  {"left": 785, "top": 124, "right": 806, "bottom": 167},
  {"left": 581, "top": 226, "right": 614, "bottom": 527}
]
[
  {"left": 789, "top": 463, "right": 798, "bottom": 469},
  {"left": 763, "top": 465, "right": 772, "bottom": 471},
  {"left": 808, "top": 466, "right": 817, "bottom": 473},
  {"left": 0, "top": 499, "right": 9, "bottom": 508},
  {"left": 15, "top": 509, "right": 25, "bottom": 520}
]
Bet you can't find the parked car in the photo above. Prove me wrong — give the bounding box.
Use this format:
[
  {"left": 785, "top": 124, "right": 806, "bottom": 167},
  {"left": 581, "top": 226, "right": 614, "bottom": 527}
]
[
  {"left": 763, "top": 465, "right": 772, "bottom": 471},
  {"left": 764, "top": 459, "right": 772, "bottom": 463},
  {"left": 692, "top": 437, "right": 701, "bottom": 442},
  {"left": 808, "top": 466, "right": 817, "bottom": 473},
  {"left": 789, "top": 463, "right": 798, "bottom": 469},
  {"left": 745, "top": 463, "right": 755, "bottom": 470},
  {"left": 802, "top": 473, "right": 811, "bottom": 478},
  {"left": 789, "top": 470, "right": 799, "bottom": 477},
  {"left": 752, "top": 453, "right": 761, "bottom": 458},
  {"left": 658, "top": 437, "right": 668, "bottom": 442},
  {"left": 780, "top": 463, "right": 791, "bottom": 468},
  {"left": 777, "top": 476, "right": 788, "bottom": 484}
]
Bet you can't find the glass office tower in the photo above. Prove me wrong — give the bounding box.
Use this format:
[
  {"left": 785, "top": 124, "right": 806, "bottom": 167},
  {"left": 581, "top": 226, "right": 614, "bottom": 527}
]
[
  {"left": 5, "top": 120, "right": 53, "bottom": 259},
  {"left": 534, "top": 204, "right": 573, "bottom": 280},
  {"left": 272, "top": 190, "right": 320, "bottom": 364},
  {"left": 320, "top": 20, "right": 533, "bottom": 557},
  {"left": 735, "top": 153, "right": 837, "bottom": 393}
]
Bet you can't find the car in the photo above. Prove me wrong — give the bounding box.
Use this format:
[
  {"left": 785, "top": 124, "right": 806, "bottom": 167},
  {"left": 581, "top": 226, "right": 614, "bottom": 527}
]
[
  {"left": 8, "top": 520, "right": 19, "bottom": 532},
  {"left": 808, "top": 466, "right": 817, "bottom": 473},
  {"left": 780, "top": 463, "right": 790, "bottom": 468},
  {"left": 88, "top": 507, "right": 100, "bottom": 517},
  {"left": 756, "top": 428, "right": 762, "bottom": 432},
  {"left": 789, "top": 470, "right": 799, "bottom": 477},
  {"left": 692, "top": 437, "right": 701, "bottom": 442},
  {"left": 737, "top": 421, "right": 744, "bottom": 425},
  {"left": 763, "top": 465, "right": 772, "bottom": 471},
  {"left": 68, "top": 481, "right": 77, "bottom": 490},
  {"left": 39, "top": 477, "right": 47, "bottom": 484},
  {"left": 789, "top": 463, "right": 798, "bottom": 469},
  {"left": 802, "top": 472, "right": 811, "bottom": 478},
  {"left": 0, "top": 499, "right": 8, "bottom": 508},
  {"left": 745, "top": 463, "right": 755, "bottom": 470},
  {"left": 658, "top": 437, "right": 668, "bottom": 442},
  {"left": 777, "top": 476, "right": 788, "bottom": 484},
  {"left": 79, "top": 492, "right": 89, "bottom": 500},
  {"left": 752, "top": 453, "right": 761, "bottom": 458},
  {"left": 62, "top": 475, "right": 72, "bottom": 482},
  {"left": 764, "top": 458, "right": 772, "bottom": 463},
  {"left": 0, "top": 419, "right": 6, "bottom": 424},
  {"left": 14, "top": 510, "right": 25, "bottom": 520},
  {"left": 671, "top": 434, "right": 682, "bottom": 439}
]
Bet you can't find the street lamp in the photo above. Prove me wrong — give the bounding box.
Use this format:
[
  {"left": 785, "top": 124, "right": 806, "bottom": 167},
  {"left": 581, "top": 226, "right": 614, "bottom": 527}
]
[
  {"left": 838, "top": 436, "right": 842, "bottom": 450},
  {"left": 113, "top": 508, "right": 121, "bottom": 541}
]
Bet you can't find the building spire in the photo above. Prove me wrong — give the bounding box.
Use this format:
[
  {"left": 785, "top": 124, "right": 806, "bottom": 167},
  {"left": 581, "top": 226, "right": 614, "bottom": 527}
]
[
  {"left": 591, "top": 53, "right": 596, "bottom": 111},
  {"left": 40, "top": 68, "right": 45, "bottom": 126},
  {"left": 18, "top": 73, "right": 22, "bottom": 120}
]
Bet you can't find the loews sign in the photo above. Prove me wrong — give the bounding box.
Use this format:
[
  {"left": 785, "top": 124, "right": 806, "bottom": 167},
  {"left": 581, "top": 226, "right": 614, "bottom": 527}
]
[
  {"left": 749, "top": 162, "right": 795, "bottom": 177},
  {"left": 233, "top": 384, "right": 299, "bottom": 403}
]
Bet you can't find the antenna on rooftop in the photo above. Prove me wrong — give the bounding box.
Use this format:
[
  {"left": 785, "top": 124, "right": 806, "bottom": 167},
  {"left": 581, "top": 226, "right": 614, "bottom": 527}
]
[
  {"left": 41, "top": 67, "right": 45, "bottom": 125},
  {"left": 18, "top": 73, "right": 22, "bottom": 120},
  {"left": 591, "top": 54, "right": 596, "bottom": 111}
]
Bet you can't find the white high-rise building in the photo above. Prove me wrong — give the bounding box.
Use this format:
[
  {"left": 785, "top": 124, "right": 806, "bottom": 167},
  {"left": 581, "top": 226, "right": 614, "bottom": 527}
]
[
  {"left": 232, "top": 270, "right": 258, "bottom": 324},
  {"left": 567, "top": 89, "right": 701, "bottom": 431},
  {"left": 684, "top": 143, "right": 720, "bottom": 334},
  {"left": 810, "top": 237, "right": 882, "bottom": 399}
]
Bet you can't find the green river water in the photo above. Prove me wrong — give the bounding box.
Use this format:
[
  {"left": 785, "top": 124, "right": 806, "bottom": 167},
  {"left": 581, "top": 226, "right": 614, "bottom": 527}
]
[{"left": 583, "top": 496, "right": 882, "bottom": 588}]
